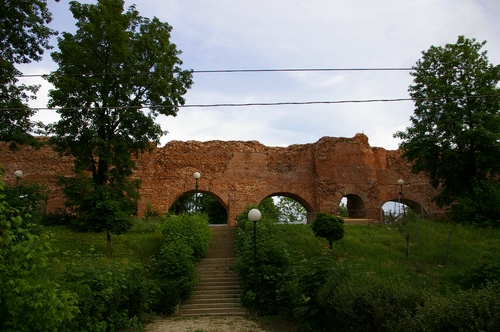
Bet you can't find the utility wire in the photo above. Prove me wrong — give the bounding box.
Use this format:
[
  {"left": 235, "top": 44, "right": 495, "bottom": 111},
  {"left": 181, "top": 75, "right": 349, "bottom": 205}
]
[
  {"left": 1, "top": 94, "right": 496, "bottom": 111},
  {"left": 16, "top": 67, "right": 413, "bottom": 78}
]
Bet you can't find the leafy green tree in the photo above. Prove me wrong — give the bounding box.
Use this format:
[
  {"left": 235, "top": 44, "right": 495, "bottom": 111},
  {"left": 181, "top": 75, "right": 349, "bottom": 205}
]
[
  {"left": 0, "top": 0, "right": 57, "bottom": 149},
  {"left": 311, "top": 212, "right": 345, "bottom": 250},
  {"left": 275, "top": 196, "right": 307, "bottom": 223},
  {"left": 46, "top": 0, "right": 193, "bottom": 245},
  {"left": 0, "top": 173, "right": 78, "bottom": 331},
  {"left": 394, "top": 36, "right": 500, "bottom": 225},
  {"left": 258, "top": 197, "right": 280, "bottom": 221},
  {"left": 200, "top": 194, "right": 228, "bottom": 224}
]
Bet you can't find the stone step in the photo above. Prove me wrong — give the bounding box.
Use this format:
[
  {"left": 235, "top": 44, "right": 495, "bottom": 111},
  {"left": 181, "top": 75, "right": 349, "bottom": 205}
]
[
  {"left": 190, "top": 288, "right": 242, "bottom": 297},
  {"left": 182, "top": 296, "right": 240, "bottom": 305},
  {"left": 181, "top": 302, "right": 243, "bottom": 310},
  {"left": 180, "top": 307, "right": 248, "bottom": 317},
  {"left": 179, "top": 226, "right": 244, "bottom": 316}
]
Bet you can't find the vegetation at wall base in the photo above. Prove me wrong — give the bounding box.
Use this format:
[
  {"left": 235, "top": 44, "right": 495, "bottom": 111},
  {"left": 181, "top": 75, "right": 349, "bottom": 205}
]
[{"left": 233, "top": 206, "right": 500, "bottom": 331}]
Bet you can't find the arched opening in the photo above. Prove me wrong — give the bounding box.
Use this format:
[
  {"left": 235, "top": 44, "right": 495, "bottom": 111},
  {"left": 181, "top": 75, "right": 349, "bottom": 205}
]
[
  {"left": 168, "top": 191, "right": 228, "bottom": 224},
  {"left": 339, "top": 194, "right": 367, "bottom": 218},
  {"left": 260, "top": 192, "right": 313, "bottom": 224},
  {"left": 381, "top": 198, "right": 427, "bottom": 222}
]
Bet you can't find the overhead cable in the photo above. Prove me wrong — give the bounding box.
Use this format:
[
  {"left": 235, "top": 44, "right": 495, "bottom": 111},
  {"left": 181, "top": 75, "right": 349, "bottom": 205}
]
[
  {"left": 1, "top": 94, "right": 496, "bottom": 111},
  {"left": 16, "top": 67, "right": 413, "bottom": 78}
]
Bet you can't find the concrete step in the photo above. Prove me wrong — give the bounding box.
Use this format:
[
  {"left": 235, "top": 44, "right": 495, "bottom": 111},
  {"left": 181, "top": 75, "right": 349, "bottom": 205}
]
[
  {"left": 180, "top": 307, "right": 248, "bottom": 316},
  {"left": 182, "top": 296, "right": 240, "bottom": 305},
  {"left": 179, "top": 226, "right": 245, "bottom": 316}
]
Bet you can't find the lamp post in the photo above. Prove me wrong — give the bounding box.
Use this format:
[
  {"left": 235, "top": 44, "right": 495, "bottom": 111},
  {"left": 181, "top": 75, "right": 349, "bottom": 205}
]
[
  {"left": 397, "top": 179, "right": 406, "bottom": 217},
  {"left": 248, "top": 208, "right": 261, "bottom": 310},
  {"left": 193, "top": 172, "right": 201, "bottom": 212},
  {"left": 14, "top": 170, "right": 23, "bottom": 186}
]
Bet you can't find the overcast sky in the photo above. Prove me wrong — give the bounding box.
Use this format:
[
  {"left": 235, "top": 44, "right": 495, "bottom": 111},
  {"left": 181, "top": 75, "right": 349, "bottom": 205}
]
[{"left": 19, "top": 0, "right": 500, "bottom": 150}]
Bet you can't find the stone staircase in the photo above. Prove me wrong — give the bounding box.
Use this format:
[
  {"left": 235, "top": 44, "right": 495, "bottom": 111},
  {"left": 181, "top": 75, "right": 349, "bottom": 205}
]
[{"left": 179, "top": 226, "right": 247, "bottom": 316}]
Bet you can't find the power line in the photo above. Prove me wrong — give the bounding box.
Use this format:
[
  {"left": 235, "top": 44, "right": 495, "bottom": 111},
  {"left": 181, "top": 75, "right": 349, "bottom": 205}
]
[
  {"left": 15, "top": 67, "right": 413, "bottom": 78},
  {"left": 1, "top": 94, "right": 496, "bottom": 111}
]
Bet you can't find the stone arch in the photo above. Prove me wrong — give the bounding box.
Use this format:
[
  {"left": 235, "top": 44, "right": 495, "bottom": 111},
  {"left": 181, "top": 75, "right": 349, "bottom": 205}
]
[
  {"left": 168, "top": 189, "right": 229, "bottom": 223},
  {"left": 381, "top": 197, "right": 428, "bottom": 221},
  {"left": 262, "top": 191, "right": 315, "bottom": 224},
  {"left": 341, "top": 194, "right": 367, "bottom": 218}
]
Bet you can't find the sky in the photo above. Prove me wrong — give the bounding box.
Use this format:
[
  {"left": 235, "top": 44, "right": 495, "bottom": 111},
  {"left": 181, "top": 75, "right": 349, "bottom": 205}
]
[{"left": 18, "top": 0, "right": 500, "bottom": 150}]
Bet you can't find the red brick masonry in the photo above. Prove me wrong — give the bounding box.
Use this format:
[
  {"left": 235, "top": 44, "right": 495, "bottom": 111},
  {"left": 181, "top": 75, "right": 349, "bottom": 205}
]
[{"left": 0, "top": 134, "right": 439, "bottom": 225}]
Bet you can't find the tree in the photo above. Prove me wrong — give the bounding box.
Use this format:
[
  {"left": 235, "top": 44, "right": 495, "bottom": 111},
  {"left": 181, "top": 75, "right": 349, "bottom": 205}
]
[
  {"left": 46, "top": 0, "right": 193, "bottom": 245},
  {"left": 0, "top": 0, "right": 57, "bottom": 149},
  {"left": 275, "top": 196, "right": 307, "bottom": 223},
  {"left": 311, "top": 212, "right": 344, "bottom": 250},
  {"left": 394, "top": 36, "right": 500, "bottom": 225}
]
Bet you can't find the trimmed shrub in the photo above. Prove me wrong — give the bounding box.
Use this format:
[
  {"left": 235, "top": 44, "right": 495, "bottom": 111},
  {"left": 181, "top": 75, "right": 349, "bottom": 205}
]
[{"left": 311, "top": 212, "right": 345, "bottom": 250}]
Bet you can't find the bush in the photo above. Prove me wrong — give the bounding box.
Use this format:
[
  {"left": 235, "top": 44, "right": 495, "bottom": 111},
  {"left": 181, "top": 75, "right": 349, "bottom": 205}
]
[
  {"left": 60, "top": 251, "right": 149, "bottom": 332},
  {"left": 318, "top": 274, "right": 429, "bottom": 332},
  {"left": 0, "top": 175, "right": 77, "bottom": 332},
  {"left": 311, "top": 212, "right": 345, "bottom": 250},
  {"left": 153, "top": 240, "right": 198, "bottom": 313},
  {"left": 161, "top": 213, "right": 211, "bottom": 261},
  {"left": 233, "top": 206, "right": 291, "bottom": 314},
  {"left": 395, "top": 282, "right": 500, "bottom": 332},
  {"left": 283, "top": 251, "right": 345, "bottom": 331}
]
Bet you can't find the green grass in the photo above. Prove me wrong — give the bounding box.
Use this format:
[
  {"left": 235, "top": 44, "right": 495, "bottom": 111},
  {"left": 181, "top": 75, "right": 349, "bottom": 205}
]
[
  {"left": 46, "top": 217, "right": 164, "bottom": 262},
  {"left": 272, "top": 219, "right": 500, "bottom": 293}
]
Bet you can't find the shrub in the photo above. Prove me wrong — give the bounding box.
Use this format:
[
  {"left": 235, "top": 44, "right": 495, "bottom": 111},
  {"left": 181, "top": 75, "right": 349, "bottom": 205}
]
[
  {"left": 153, "top": 240, "right": 198, "bottom": 313},
  {"left": 161, "top": 213, "right": 211, "bottom": 261},
  {"left": 311, "top": 212, "right": 345, "bottom": 250},
  {"left": 233, "top": 205, "right": 291, "bottom": 314},
  {"left": 318, "top": 274, "right": 429, "bottom": 332},
  {"left": 0, "top": 175, "right": 77, "bottom": 331},
  {"left": 60, "top": 251, "right": 148, "bottom": 332},
  {"left": 395, "top": 282, "right": 500, "bottom": 332}
]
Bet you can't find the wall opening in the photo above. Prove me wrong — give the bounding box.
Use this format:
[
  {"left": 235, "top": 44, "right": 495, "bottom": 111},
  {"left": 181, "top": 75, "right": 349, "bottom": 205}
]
[
  {"left": 381, "top": 199, "right": 427, "bottom": 223},
  {"left": 168, "top": 191, "right": 228, "bottom": 224},
  {"left": 340, "top": 194, "right": 367, "bottom": 218},
  {"left": 261, "top": 193, "right": 313, "bottom": 224}
]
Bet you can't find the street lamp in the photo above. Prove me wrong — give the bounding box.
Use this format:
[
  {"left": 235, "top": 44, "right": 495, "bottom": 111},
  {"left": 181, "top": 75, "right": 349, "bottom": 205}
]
[
  {"left": 248, "top": 208, "right": 261, "bottom": 309},
  {"left": 193, "top": 172, "right": 201, "bottom": 212},
  {"left": 397, "top": 179, "right": 406, "bottom": 217},
  {"left": 14, "top": 170, "right": 23, "bottom": 186}
]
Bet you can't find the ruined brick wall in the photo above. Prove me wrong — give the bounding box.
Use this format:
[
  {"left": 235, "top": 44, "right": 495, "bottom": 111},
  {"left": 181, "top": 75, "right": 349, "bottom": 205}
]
[{"left": 0, "top": 134, "right": 440, "bottom": 225}]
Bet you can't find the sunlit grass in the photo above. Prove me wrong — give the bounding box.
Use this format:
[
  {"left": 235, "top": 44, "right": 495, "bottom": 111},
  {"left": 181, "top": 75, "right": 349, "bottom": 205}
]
[{"left": 276, "top": 219, "right": 500, "bottom": 292}]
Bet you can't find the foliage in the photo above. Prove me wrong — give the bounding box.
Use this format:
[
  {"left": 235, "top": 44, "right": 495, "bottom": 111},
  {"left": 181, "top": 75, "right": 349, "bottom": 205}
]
[
  {"left": 339, "top": 202, "right": 349, "bottom": 217},
  {"left": 60, "top": 251, "right": 149, "bottom": 332},
  {"left": 200, "top": 194, "right": 228, "bottom": 224},
  {"left": 57, "top": 173, "right": 135, "bottom": 242},
  {"left": 233, "top": 204, "right": 291, "bottom": 314},
  {"left": 318, "top": 274, "right": 429, "bottom": 332},
  {"left": 0, "top": 175, "right": 78, "bottom": 331},
  {"left": 311, "top": 212, "right": 345, "bottom": 250},
  {"left": 455, "top": 254, "right": 500, "bottom": 290},
  {"left": 394, "top": 36, "right": 500, "bottom": 226},
  {"left": 161, "top": 213, "right": 212, "bottom": 260},
  {"left": 153, "top": 213, "right": 212, "bottom": 313},
  {"left": 392, "top": 282, "right": 500, "bottom": 332},
  {"left": 168, "top": 193, "right": 228, "bottom": 224},
  {"left": 276, "top": 196, "right": 307, "bottom": 223},
  {"left": 0, "top": 0, "right": 57, "bottom": 149},
  {"left": 2, "top": 181, "right": 47, "bottom": 222},
  {"left": 153, "top": 239, "right": 198, "bottom": 313},
  {"left": 46, "top": 0, "right": 193, "bottom": 242}
]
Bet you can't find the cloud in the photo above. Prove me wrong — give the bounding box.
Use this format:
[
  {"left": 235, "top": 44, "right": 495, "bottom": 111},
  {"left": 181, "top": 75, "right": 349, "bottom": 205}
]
[{"left": 21, "top": 0, "right": 500, "bottom": 150}]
